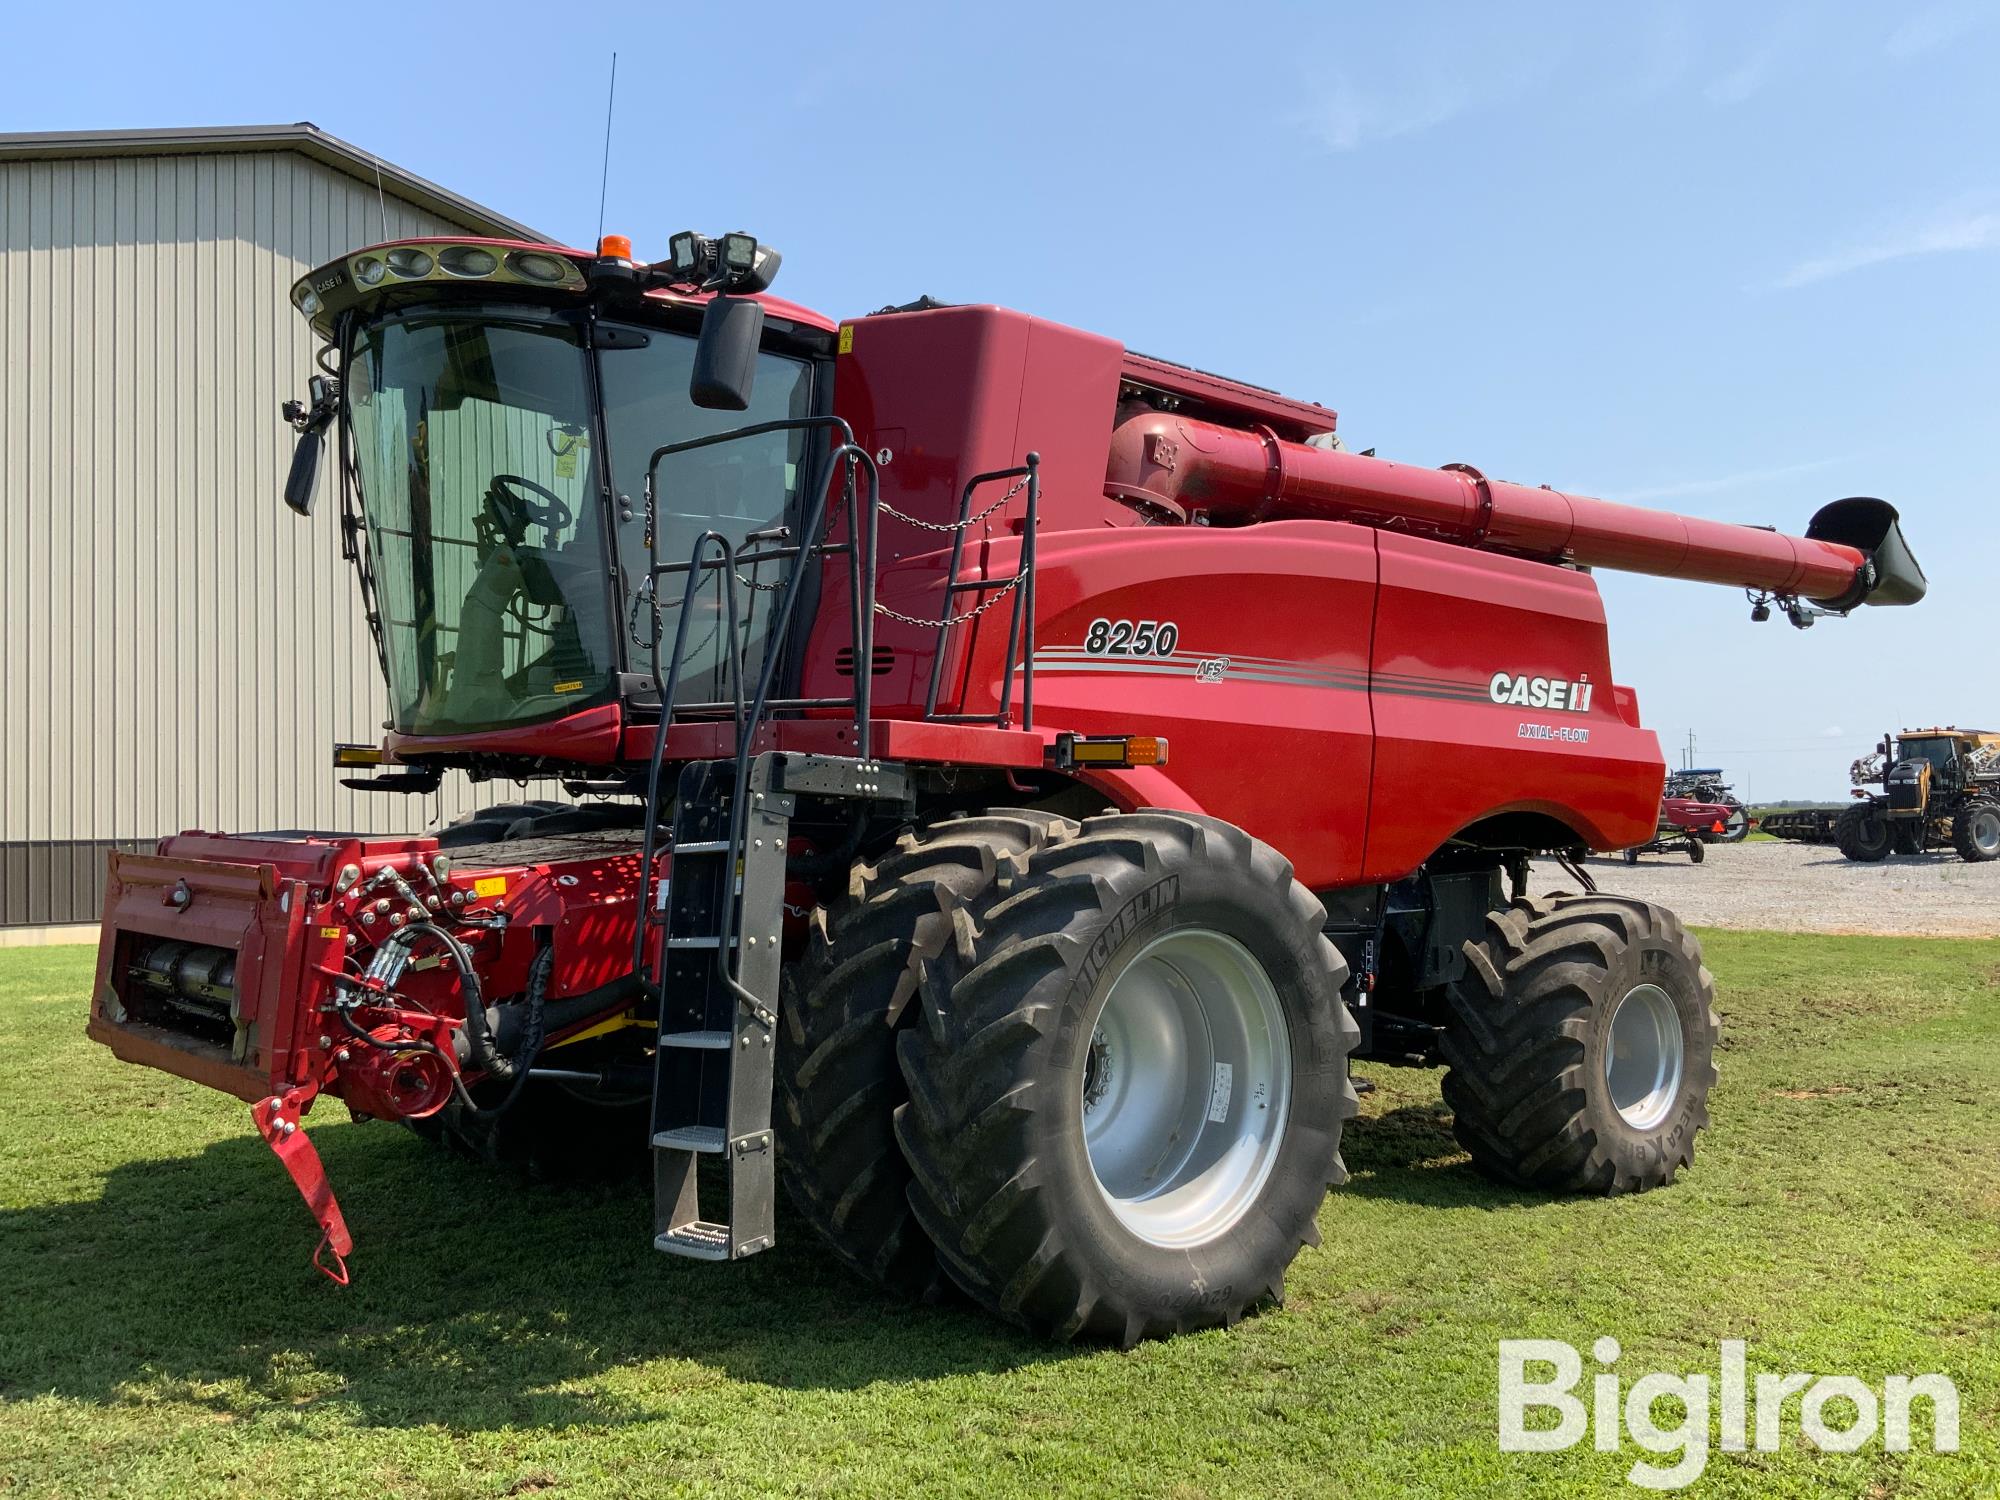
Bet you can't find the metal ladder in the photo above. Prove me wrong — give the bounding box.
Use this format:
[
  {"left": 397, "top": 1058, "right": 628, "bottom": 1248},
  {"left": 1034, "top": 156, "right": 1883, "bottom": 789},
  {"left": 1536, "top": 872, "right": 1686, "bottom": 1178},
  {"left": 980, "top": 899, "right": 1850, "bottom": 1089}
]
[{"left": 649, "top": 751, "right": 907, "bottom": 1261}]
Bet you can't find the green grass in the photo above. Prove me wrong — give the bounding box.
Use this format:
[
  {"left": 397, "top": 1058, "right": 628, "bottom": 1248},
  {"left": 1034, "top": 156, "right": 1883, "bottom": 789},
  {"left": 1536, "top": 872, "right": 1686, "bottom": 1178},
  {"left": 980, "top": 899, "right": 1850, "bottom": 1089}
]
[{"left": 3, "top": 934, "right": 1997, "bottom": 1498}]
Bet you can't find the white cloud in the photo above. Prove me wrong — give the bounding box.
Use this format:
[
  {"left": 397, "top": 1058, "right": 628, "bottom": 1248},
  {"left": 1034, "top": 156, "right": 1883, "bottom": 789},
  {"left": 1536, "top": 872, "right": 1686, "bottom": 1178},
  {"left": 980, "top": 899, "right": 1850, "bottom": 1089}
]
[
  {"left": 1887, "top": 2, "right": 1991, "bottom": 60},
  {"left": 1704, "top": 13, "right": 1804, "bottom": 106},
  {"left": 1705, "top": 41, "right": 1783, "bottom": 105},
  {"left": 1634, "top": 7, "right": 1695, "bottom": 97},
  {"left": 1776, "top": 199, "right": 2000, "bottom": 288},
  {"left": 1295, "top": 72, "right": 1472, "bottom": 153},
  {"left": 1821, "top": 726, "right": 1845, "bottom": 738},
  {"left": 1617, "top": 455, "right": 1851, "bottom": 505}
]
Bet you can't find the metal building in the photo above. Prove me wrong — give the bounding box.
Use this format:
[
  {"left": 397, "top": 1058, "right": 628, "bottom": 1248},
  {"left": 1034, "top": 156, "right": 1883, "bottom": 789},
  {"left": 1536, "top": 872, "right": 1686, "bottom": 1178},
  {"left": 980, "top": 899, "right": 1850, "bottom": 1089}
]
[{"left": 0, "top": 124, "right": 547, "bottom": 932}]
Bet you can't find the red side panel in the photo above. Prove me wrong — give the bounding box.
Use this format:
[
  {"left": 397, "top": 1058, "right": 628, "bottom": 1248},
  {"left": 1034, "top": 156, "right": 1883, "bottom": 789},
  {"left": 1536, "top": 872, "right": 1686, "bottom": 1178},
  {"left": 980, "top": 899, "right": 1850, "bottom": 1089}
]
[
  {"left": 806, "top": 305, "right": 1128, "bottom": 715},
  {"left": 964, "top": 520, "right": 1379, "bottom": 889},
  {"left": 1361, "top": 533, "right": 1663, "bottom": 878}
]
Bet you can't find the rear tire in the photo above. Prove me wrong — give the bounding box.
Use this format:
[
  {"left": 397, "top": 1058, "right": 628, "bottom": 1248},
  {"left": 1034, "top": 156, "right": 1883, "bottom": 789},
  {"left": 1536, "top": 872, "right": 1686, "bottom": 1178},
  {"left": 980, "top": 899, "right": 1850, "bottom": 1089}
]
[
  {"left": 1892, "top": 822, "right": 1926, "bottom": 856},
  {"left": 894, "top": 811, "right": 1357, "bottom": 1343},
  {"left": 1835, "top": 803, "right": 1892, "bottom": 862},
  {"left": 1718, "top": 804, "right": 1750, "bottom": 843},
  {"left": 1953, "top": 799, "right": 2000, "bottom": 863},
  {"left": 774, "top": 810, "right": 1078, "bottom": 1301},
  {"left": 1440, "top": 894, "right": 1718, "bottom": 1195}
]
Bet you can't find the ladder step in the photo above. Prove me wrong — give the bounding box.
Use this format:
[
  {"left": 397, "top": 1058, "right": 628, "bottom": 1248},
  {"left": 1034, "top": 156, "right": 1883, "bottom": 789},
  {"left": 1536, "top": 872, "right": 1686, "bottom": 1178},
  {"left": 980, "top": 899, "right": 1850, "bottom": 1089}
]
[
  {"left": 654, "top": 1222, "right": 732, "bottom": 1261},
  {"left": 672, "top": 840, "right": 732, "bottom": 854},
  {"left": 653, "top": 1126, "right": 726, "bottom": 1153},
  {"left": 665, "top": 935, "right": 738, "bottom": 949},
  {"left": 660, "top": 1029, "right": 733, "bottom": 1050}
]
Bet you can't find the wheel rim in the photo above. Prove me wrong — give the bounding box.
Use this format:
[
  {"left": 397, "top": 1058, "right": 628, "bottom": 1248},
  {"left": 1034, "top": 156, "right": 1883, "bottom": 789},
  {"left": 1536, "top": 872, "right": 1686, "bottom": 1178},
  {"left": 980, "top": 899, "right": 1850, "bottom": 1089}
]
[
  {"left": 1081, "top": 928, "right": 1291, "bottom": 1248},
  {"left": 1603, "top": 982, "right": 1684, "bottom": 1130},
  {"left": 1973, "top": 810, "right": 2000, "bottom": 855}
]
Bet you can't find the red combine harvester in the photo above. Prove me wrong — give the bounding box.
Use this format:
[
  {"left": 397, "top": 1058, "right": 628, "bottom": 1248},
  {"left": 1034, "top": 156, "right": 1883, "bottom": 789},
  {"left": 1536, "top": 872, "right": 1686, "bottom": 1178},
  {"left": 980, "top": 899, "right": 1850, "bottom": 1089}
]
[{"left": 87, "top": 230, "right": 1924, "bottom": 1341}]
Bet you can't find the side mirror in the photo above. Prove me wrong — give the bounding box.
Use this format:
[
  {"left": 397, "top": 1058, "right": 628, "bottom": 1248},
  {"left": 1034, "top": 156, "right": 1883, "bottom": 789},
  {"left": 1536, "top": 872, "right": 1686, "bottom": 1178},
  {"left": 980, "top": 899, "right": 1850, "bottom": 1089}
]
[
  {"left": 689, "top": 294, "right": 764, "bottom": 411},
  {"left": 282, "top": 373, "right": 339, "bottom": 517},
  {"left": 284, "top": 427, "right": 324, "bottom": 516}
]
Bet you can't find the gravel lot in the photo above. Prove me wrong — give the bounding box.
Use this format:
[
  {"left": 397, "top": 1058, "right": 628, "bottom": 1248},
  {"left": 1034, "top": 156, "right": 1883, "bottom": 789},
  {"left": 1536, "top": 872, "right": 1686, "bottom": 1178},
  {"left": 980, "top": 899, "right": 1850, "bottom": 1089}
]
[{"left": 1530, "top": 838, "right": 2000, "bottom": 936}]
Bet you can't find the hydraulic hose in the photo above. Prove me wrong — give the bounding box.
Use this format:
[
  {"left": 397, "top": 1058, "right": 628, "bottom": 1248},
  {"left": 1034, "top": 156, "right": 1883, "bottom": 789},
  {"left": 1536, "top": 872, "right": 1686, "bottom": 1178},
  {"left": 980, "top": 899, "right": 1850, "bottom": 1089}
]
[
  {"left": 360, "top": 921, "right": 553, "bottom": 1120},
  {"left": 459, "top": 942, "right": 553, "bottom": 1121}
]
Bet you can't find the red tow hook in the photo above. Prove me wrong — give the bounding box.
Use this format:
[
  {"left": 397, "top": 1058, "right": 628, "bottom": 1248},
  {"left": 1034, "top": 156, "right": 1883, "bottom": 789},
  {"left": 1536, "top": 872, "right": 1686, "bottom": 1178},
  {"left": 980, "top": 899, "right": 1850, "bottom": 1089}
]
[{"left": 252, "top": 1087, "right": 355, "bottom": 1286}]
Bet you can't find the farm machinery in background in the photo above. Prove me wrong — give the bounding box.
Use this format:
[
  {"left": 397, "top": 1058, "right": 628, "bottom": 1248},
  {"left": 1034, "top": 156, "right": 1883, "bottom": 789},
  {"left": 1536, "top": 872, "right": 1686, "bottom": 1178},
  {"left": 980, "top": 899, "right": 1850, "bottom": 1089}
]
[
  {"left": 1620, "top": 794, "right": 1737, "bottom": 863},
  {"left": 1831, "top": 729, "right": 2000, "bottom": 862},
  {"left": 1664, "top": 767, "right": 1749, "bottom": 842},
  {"left": 1755, "top": 806, "right": 1843, "bottom": 844},
  {"left": 86, "top": 225, "right": 1925, "bottom": 1343}
]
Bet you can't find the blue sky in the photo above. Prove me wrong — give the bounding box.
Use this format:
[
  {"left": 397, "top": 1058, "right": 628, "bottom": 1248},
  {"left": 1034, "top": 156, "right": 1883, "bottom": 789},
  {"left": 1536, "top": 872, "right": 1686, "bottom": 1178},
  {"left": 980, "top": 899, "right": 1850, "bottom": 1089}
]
[{"left": 10, "top": 1, "right": 1996, "bottom": 799}]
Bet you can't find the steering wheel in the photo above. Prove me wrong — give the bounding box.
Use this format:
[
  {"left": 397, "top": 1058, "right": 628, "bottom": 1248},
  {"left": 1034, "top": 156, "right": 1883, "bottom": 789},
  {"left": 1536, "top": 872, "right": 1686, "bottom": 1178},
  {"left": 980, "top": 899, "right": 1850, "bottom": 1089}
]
[{"left": 486, "top": 473, "right": 574, "bottom": 540}]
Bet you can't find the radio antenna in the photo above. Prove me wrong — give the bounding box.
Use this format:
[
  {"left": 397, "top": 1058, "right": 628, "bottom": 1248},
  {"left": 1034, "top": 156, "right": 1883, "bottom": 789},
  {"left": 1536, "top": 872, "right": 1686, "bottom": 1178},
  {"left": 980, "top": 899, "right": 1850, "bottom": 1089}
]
[{"left": 595, "top": 52, "right": 619, "bottom": 244}]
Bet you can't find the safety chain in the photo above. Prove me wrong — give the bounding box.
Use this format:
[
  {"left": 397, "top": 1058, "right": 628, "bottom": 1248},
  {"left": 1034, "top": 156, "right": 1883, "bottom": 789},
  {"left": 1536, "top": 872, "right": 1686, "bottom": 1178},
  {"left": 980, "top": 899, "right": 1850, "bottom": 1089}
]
[
  {"left": 627, "top": 576, "right": 674, "bottom": 651},
  {"left": 877, "top": 474, "right": 1027, "bottom": 534},
  {"left": 873, "top": 569, "right": 1024, "bottom": 628}
]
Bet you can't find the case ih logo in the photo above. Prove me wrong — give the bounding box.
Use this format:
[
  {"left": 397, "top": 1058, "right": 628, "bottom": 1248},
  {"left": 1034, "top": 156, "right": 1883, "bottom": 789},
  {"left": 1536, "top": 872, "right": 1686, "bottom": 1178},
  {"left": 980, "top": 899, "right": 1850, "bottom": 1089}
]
[{"left": 1489, "top": 672, "right": 1593, "bottom": 713}]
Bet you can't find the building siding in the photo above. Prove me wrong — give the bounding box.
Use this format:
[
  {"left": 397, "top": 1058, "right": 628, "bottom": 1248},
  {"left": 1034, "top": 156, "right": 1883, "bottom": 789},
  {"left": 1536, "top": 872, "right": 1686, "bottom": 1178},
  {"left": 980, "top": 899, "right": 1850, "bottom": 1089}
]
[{"left": 0, "top": 149, "right": 548, "bottom": 925}]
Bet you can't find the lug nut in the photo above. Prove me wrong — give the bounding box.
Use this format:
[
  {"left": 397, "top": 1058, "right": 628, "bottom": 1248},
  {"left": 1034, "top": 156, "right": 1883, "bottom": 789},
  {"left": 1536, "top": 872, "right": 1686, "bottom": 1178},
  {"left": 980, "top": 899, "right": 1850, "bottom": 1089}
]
[
  {"left": 281, "top": 1120, "right": 297, "bottom": 1137},
  {"left": 389, "top": 912, "right": 405, "bottom": 927},
  {"left": 318, "top": 1035, "right": 332, "bottom": 1050},
  {"left": 451, "top": 890, "right": 467, "bottom": 906},
  {"left": 346, "top": 934, "right": 358, "bottom": 949},
  {"left": 336, "top": 1049, "right": 351, "bottom": 1063},
  {"left": 360, "top": 911, "right": 376, "bottom": 926},
  {"left": 406, "top": 906, "right": 423, "bottom": 922}
]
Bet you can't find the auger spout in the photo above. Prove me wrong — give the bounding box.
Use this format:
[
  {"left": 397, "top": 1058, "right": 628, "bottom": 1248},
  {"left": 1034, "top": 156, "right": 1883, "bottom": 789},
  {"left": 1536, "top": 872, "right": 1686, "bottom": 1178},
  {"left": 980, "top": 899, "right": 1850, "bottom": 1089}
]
[{"left": 1103, "top": 407, "right": 1925, "bottom": 611}]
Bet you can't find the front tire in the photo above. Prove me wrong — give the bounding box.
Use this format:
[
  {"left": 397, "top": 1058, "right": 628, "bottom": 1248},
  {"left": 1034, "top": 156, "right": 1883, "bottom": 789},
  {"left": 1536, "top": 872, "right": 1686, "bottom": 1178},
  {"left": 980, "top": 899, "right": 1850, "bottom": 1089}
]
[
  {"left": 1440, "top": 894, "right": 1718, "bottom": 1195},
  {"left": 1953, "top": 799, "right": 2000, "bottom": 863},
  {"left": 1835, "top": 803, "right": 1893, "bottom": 862},
  {"left": 774, "top": 810, "right": 1078, "bottom": 1301},
  {"left": 894, "top": 811, "right": 1357, "bottom": 1343}
]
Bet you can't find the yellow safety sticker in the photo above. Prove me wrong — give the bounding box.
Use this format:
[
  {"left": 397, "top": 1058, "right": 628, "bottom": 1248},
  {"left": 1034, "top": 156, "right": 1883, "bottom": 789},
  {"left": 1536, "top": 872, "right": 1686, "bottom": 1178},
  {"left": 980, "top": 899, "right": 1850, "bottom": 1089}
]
[
  {"left": 837, "top": 325, "right": 854, "bottom": 354},
  {"left": 553, "top": 679, "right": 584, "bottom": 694},
  {"left": 319, "top": 927, "right": 343, "bottom": 940},
  {"left": 473, "top": 876, "right": 507, "bottom": 898}
]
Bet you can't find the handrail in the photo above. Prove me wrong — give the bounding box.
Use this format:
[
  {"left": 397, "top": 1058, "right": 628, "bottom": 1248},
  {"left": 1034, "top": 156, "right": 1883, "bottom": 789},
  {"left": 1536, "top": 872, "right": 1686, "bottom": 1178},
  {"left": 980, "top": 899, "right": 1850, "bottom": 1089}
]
[
  {"left": 629, "top": 412, "right": 1042, "bottom": 1014},
  {"left": 632, "top": 530, "right": 741, "bottom": 982}
]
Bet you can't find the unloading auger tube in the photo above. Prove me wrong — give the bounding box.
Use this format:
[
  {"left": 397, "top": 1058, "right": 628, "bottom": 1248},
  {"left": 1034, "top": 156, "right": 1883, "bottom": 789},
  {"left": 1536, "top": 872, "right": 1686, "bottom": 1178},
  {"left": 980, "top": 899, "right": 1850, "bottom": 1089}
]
[{"left": 1104, "top": 408, "right": 1925, "bottom": 613}]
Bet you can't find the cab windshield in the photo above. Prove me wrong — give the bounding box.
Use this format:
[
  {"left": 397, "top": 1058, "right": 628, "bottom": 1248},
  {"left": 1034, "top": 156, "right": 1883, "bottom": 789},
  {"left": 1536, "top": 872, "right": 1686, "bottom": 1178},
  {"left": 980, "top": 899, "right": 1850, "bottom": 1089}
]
[
  {"left": 345, "top": 306, "right": 812, "bottom": 737},
  {"left": 1897, "top": 737, "right": 1959, "bottom": 775}
]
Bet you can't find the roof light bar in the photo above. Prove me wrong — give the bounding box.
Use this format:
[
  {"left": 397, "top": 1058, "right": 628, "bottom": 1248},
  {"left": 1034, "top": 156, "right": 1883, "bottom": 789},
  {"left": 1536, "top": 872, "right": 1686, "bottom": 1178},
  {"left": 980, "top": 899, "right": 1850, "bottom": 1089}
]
[{"left": 287, "top": 240, "right": 590, "bottom": 333}]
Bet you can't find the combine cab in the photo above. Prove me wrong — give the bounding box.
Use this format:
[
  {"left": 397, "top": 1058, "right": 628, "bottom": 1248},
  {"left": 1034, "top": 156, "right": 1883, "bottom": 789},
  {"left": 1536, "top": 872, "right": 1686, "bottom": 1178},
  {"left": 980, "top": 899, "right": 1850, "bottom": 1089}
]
[
  {"left": 86, "top": 227, "right": 1924, "bottom": 1341},
  {"left": 1835, "top": 728, "right": 2000, "bottom": 862}
]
